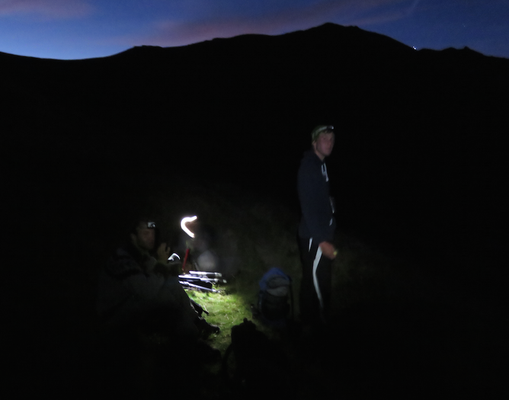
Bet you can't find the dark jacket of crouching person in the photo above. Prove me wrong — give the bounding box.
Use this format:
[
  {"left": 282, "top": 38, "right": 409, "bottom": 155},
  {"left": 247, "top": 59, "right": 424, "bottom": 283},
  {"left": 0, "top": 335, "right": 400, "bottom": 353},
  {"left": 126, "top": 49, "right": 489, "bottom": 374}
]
[{"left": 97, "top": 239, "right": 200, "bottom": 339}]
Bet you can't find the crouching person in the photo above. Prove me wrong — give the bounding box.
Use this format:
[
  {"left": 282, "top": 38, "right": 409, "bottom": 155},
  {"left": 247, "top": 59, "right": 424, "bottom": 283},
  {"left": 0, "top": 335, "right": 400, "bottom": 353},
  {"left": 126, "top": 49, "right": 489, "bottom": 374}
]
[
  {"left": 95, "top": 217, "right": 220, "bottom": 395},
  {"left": 97, "top": 217, "right": 219, "bottom": 337}
]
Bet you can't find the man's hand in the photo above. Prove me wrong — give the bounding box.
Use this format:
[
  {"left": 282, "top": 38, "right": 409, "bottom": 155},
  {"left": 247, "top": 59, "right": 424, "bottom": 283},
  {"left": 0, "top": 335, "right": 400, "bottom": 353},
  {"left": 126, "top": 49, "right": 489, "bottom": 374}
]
[
  {"left": 156, "top": 243, "right": 171, "bottom": 263},
  {"left": 319, "top": 241, "right": 337, "bottom": 260}
]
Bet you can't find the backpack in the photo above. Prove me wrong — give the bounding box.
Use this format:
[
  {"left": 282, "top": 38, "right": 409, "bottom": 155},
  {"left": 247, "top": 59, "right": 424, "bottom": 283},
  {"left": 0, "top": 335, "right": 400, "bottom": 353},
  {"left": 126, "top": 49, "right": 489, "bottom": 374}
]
[{"left": 257, "top": 267, "right": 293, "bottom": 328}]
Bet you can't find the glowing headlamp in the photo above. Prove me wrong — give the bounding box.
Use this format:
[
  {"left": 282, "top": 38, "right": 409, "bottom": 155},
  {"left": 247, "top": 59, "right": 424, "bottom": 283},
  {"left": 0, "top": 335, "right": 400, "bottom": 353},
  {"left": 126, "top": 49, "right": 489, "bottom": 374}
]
[{"left": 181, "top": 216, "right": 197, "bottom": 238}]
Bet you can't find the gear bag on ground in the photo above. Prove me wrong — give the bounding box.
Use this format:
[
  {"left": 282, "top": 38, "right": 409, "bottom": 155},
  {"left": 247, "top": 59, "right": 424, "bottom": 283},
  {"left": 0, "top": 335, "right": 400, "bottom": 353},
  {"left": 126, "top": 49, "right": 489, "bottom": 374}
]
[{"left": 257, "top": 267, "right": 293, "bottom": 327}]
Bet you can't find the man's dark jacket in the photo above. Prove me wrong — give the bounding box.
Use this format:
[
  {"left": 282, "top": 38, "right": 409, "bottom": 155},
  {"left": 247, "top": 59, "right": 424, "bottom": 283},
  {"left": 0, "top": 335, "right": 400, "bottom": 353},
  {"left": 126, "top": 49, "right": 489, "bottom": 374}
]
[{"left": 297, "top": 149, "right": 336, "bottom": 244}]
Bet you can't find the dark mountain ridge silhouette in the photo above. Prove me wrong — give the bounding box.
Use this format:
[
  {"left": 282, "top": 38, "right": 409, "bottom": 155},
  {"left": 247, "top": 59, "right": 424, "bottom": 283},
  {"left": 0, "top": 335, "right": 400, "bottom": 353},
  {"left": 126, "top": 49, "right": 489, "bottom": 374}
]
[{"left": 3, "top": 23, "right": 508, "bottom": 275}]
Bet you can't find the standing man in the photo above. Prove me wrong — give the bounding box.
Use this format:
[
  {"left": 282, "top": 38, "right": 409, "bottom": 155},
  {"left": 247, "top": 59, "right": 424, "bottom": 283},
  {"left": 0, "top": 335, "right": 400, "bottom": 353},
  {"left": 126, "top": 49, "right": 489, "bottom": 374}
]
[{"left": 297, "top": 125, "right": 337, "bottom": 331}]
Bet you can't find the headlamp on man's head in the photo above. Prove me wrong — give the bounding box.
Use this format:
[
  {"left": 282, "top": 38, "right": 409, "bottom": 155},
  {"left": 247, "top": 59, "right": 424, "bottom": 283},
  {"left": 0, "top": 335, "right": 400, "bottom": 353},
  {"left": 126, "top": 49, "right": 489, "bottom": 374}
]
[
  {"left": 311, "top": 125, "right": 334, "bottom": 142},
  {"left": 147, "top": 221, "right": 156, "bottom": 229}
]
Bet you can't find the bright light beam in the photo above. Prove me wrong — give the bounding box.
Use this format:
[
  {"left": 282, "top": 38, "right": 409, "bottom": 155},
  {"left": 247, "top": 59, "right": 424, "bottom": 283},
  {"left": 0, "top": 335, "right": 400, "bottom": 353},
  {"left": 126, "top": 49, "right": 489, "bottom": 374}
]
[{"left": 181, "top": 215, "right": 198, "bottom": 238}]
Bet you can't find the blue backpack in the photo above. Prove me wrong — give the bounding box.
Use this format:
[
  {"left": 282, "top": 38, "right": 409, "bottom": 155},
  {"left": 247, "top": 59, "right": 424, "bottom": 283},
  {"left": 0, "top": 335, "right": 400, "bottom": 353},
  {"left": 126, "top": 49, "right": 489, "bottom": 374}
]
[{"left": 257, "top": 267, "right": 293, "bottom": 328}]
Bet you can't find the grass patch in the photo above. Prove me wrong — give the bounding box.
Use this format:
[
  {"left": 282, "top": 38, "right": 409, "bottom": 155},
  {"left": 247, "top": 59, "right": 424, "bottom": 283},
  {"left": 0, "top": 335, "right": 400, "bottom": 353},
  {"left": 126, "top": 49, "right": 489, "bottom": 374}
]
[{"left": 187, "top": 287, "right": 253, "bottom": 352}]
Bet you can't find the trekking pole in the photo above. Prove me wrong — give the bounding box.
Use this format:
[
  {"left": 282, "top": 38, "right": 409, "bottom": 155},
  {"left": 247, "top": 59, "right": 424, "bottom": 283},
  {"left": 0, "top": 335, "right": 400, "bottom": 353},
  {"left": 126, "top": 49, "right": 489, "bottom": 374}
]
[
  {"left": 188, "top": 271, "right": 224, "bottom": 279},
  {"left": 179, "top": 275, "right": 226, "bottom": 284},
  {"left": 182, "top": 248, "right": 190, "bottom": 273},
  {"left": 180, "top": 280, "right": 220, "bottom": 293}
]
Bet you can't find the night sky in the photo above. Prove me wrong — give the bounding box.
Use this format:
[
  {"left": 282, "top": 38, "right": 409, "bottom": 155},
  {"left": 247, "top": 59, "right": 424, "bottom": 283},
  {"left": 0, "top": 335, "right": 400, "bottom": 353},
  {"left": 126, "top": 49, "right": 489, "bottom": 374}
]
[{"left": 1, "top": 0, "right": 507, "bottom": 60}]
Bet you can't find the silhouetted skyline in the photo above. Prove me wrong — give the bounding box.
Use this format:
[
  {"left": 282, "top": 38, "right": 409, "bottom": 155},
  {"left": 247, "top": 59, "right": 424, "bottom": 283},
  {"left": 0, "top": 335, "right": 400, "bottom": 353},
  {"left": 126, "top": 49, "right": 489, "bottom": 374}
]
[{"left": 1, "top": 0, "right": 507, "bottom": 60}]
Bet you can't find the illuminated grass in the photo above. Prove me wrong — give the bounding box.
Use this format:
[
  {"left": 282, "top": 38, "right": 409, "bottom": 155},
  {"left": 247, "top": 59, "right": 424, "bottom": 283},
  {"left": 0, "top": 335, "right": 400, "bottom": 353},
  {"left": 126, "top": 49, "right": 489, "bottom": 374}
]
[
  {"left": 185, "top": 279, "right": 283, "bottom": 350},
  {"left": 187, "top": 288, "right": 251, "bottom": 351}
]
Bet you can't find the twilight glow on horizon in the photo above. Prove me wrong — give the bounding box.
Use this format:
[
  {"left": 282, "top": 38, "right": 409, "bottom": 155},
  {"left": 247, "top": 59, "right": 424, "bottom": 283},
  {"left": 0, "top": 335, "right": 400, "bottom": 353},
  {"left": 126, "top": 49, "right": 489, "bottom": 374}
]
[{"left": 1, "top": 0, "right": 507, "bottom": 60}]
